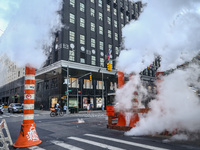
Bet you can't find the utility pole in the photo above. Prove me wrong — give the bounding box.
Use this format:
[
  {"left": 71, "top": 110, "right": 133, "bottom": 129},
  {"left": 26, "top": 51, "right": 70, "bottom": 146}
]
[
  {"left": 102, "top": 70, "right": 104, "bottom": 110},
  {"left": 67, "top": 66, "right": 69, "bottom": 111}
]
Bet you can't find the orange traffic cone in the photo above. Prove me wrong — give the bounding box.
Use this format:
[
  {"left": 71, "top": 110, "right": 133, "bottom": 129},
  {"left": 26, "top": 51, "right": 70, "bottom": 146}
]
[
  {"left": 116, "top": 113, "right": 126, "bottom": 126},
  {"left": 13, "top": 66, "right": 41, "bottom": 148},
  {"left": 129, "top": 113, "right": 139, "bottom": 127}
]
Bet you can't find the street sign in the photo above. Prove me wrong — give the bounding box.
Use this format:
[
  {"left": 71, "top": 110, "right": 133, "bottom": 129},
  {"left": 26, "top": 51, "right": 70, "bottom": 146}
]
[{"left": 65, "top": 90, "right": 72, "bottom": 93}]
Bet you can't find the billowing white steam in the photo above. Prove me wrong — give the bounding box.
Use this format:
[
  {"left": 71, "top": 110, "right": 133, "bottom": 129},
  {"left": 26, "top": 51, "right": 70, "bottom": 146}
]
[
  {"left": 116, "top": 0, "right": 200, "bottom": 139},
  {"left": 0, "top": 0, "right": 63, "bottom": 69},
  {"left": 117, "top": 0, "right": 200, "bottom": 74}
]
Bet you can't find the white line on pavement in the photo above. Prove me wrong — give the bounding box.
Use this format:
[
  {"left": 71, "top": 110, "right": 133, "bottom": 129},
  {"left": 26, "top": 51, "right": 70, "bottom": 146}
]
[
  {"left": 68, "top": 137, "right": 125, "bottom": 150},
  {"left": 51, "top": 140, "right": 84, "bottom": 150},
  {"left": 28, "top": 145, "right": 45, "bottom": 150},
  {"left": 85, "top": 134, "right": 169, "bottom": 150}
]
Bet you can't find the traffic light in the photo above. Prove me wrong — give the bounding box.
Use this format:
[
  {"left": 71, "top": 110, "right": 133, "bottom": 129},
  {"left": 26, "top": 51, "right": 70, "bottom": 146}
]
[
  {"left": 107, "top": 63, "right": 112, "bottom": 71},
  {"left": 89, "top": 75, "right": 92, "bottom": 81}
]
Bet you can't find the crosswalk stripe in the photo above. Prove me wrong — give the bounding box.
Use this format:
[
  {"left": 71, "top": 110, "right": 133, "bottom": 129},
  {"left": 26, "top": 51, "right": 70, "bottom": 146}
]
[
  {"left": 51, "top": 140, "right": 84, "bottom": 150},
  {"left": 28, "top": 145, "right": 45, "bottom": 150},
  {"left": 68, "top": 137, "right": 125, "bottom": 150},
  {"left": 85, "top": 134, "right": 169, "bottom": 150}
]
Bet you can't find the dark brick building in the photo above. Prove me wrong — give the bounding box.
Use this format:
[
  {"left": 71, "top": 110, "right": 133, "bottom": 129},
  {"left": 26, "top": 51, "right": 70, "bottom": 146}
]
[{"left": 0, "top": 0, "right": 143, "bottom": 110}]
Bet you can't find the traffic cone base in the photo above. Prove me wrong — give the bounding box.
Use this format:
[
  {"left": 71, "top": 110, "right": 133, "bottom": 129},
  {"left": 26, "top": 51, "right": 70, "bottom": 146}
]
[{"left": 13, "top": 123, "right": 42, "bottom": 148}]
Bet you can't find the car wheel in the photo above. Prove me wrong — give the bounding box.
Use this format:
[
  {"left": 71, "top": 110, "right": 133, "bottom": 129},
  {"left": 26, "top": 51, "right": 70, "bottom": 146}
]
[
  {"left": 12, "top": 109, "right": 14, "bottom": 113},
  {"left": 8, "top": 109, "right": 10, "bottom": 113}
]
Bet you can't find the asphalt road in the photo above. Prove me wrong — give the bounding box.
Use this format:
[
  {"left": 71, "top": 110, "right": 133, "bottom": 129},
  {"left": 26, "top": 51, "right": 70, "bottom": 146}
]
[{"left": 0, "top": 110, "right": 200, "bottom": 150}]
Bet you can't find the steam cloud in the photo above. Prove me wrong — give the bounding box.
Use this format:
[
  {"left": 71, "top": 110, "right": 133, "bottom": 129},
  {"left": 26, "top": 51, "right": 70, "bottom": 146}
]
[
  {"left": 116, "top": 0, "right": 200, "bottom": 140},
  {"left": 0, "top": 0, "right": 63, "bottom": 69}
]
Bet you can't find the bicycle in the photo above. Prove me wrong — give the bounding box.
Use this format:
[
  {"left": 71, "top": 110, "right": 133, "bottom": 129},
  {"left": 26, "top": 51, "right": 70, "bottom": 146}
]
[{"left": 50, "top": 108, "right": 64, "bottom": 117}]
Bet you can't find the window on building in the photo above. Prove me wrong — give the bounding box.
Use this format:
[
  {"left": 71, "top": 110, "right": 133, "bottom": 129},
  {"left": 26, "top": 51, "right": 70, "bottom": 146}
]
[
  {"left": 115, "top": 47, "right": 119, "bottom": 55},
  {"left": 121, "top": 23, "right": 124, "bottom": 28},
  {"left": 91, "top": 56, "right": 96, "bottom": 65},
  {"left": 96, "top": 80, "right": 104, "bottom": 90},
  {"left": 69, "top": 50, "right": 75, "bottom": 61},
  {"left": 99, "top": 12, "right": 103, "bottom": 21},
  {"left": 108, "top": 44, "right": 112, "bottom": 50},
  {"left": 99, "top": 26, "right": 103, "bottom": 35},
  {"left": 80, "top": 3, "right": 85, "bottom": 12},
  {"left": 126, "top": 15, "right": 129, "bottom": 22},
  {"left": 18, "top": 71, "right": 20, "bottom": 77},
  {"left": 80, "top": 18, "right": 85, "bottom": 28},
  {"left": 99, "top": 41, "right": 104, "bottom": 50},
  {"left": 51, "top": 78, "right": 58, "bottom": 88},
  {"left": 83, "top": 79, "right": 93, "bottom": 89},
  {"left": 70, "top": 0, "right": 75, "bottom": 7},
  {"left": 107, "top": 4, "right": 110, "bottom": 12},
  {"left": 91, "top": 0, "right": 94, "bottom": 3},
  {"left": 120, "top": 1, "right": 123, "bottom": 7},
  {"left": 108, "top": 30, "right": 111, "bottom": 38},
  {"left": 69, "top": 31, "right": 75, "bottom": 42},
  {"left": 70, "top": 13, "right": 75, "bottom": 24},
  {"left": 80, "top": 35, "right": 85, "bottom": 45},
  {"left": 44, "top": 80, "right": 49, "bottom": 90},
  {"left": 80, "top": 52, "right": 86, "bottom": 64},
  {"left": 100, "top": 58, "right": 104, "bottom": 67},
  {"left": 121, "top": 12, "right": 123, "bottom": 19},
  {"left": 91, "top": 38, "right": 95, "bottom": 48},
  {"left": 98, "top": 0, "right": 102, "bottom": 7},
  {"left": 107, "top": 17, "right": 111, "bottom": 25},
  {"left": 80, "top": 58, "right": 85, "bottom": 64},
  {"left": 91, "top": 22, "right": 95, "bottom": 31},
  {"left": 114, "top": 20, "right": 117, "bottom": 28},
  {"left": 126, "top": 5, "right": 128, "bottom": 11},
  {"left": 115, "top": 33, "right": 118, "bottom": 41},
  {"left": 113, "top": 8, "right": 117, "bottom": 15},
  {"left": 69, "top": 78, "right": 79, "bottom": 88},
  {"left": 90, "top": 8, "right": 95, "bottom": 17}
]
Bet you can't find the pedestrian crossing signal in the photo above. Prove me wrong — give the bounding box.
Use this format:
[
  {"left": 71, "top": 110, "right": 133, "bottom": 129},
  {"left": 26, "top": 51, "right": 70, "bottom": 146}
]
[
  {"left": 89, "top": 75, "right": 92, "bottom": 81},
  {"left": 107, "top": 63, "right": 112, "bottom": 71}
]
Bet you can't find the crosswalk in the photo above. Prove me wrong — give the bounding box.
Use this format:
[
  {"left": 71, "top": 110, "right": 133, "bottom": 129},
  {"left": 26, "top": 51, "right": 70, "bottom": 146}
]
[
  {"left": 28, "top": 134, "right": 170, "bottom": 150},
  {"left": 0, "top": 112, "right": 106, "bottom": 120},
  {"left": 0, "top": 114, "right": 40, "bottom": 119},
  {"left": 67, "top": 113, "right": 106, "bottom": 118}
]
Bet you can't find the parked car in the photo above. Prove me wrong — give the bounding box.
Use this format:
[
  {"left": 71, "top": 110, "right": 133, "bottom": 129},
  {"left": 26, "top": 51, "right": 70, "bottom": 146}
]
[{"left": 8, "top": 103, "right": 23, "bottom": 113}]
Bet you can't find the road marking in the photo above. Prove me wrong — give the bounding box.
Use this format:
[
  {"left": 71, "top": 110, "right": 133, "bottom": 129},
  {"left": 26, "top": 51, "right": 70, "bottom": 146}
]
[
  {"left": 85, "top": 134, "right": 169, "bottom": 150},
  {"left": 68, "top": 137, "right": 125, "bottom": 150},
  {"left": 2, "top": 115, "right": 9, "bottom": 117},
  {"left": 28, "top": 145, "right": 45, "bottom": 150},
  {"left": 51, "top": 140, "right": 84, "bottom": 150}
]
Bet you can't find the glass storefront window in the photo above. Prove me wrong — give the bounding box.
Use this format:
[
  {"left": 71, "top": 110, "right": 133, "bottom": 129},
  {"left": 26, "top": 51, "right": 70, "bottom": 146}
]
[
  {"left": 83, "top": 97, "right": 88, "bottom": 109},
  {"left": 51, "top": 97, "right": 58, "bottom": 108},
  {"left": 96, "top": 97, "right": 102, "bottom": 108},
  {"left": 69, "top": 98, "right": 78, "bottom": 108}
]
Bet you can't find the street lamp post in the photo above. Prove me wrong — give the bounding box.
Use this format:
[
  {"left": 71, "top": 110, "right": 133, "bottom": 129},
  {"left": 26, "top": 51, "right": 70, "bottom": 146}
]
[
  {"left": 102, "top": 70, "right": 104, "bottom": 110},
  {"left": 67, "top": 66, "right": 69, "bottom": 111},
  {"left": 62, "top": 67, "right": 69, "bottom": 111}
]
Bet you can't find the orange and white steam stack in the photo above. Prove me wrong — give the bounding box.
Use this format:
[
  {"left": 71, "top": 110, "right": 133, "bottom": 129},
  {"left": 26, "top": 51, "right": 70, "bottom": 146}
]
[{"left": 13, "top": 66, "right": 42, "bottom": 148}]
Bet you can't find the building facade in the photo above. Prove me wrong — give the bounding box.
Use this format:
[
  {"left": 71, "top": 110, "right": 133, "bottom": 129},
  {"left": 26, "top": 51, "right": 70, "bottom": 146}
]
[{"left": 0, "top": 0, "right": 143, "bottom": 110}]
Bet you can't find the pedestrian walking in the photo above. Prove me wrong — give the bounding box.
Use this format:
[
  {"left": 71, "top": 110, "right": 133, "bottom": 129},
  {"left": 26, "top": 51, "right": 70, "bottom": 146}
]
[
  {"left": 40, "top": 104, "right": 43, "bottom": 112},
  {"left": 87, "top": 104, "right": 90, "bottom": 113},
  {"left": 63, "top": 104, "right": 67, "bottom": 114},
  {"left": 90, "top": 103, "right": 93, "bottom": 111}
]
